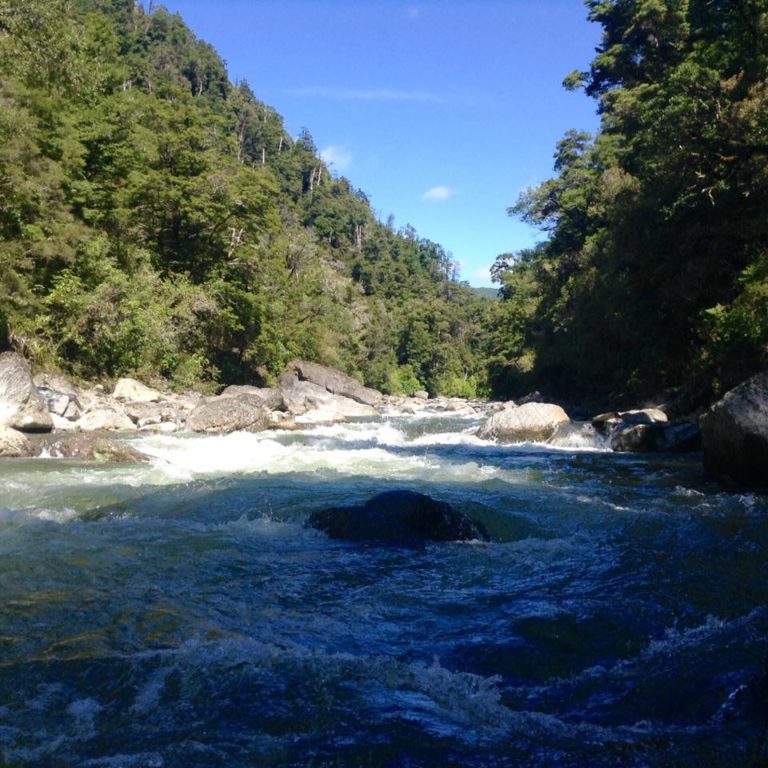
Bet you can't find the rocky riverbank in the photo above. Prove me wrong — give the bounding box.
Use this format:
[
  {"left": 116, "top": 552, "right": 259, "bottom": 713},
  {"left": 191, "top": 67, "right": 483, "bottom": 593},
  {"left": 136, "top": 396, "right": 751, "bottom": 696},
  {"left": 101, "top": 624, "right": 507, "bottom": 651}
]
[{"left": 0, "top": 351, "right": 765, "bottom": 490}]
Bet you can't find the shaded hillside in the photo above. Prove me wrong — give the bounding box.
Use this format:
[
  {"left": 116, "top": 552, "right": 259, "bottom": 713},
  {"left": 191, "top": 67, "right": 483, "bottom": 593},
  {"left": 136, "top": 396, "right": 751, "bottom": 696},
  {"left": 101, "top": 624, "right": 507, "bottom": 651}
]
[{"left": 491, "top": 0, "right": 768, "bottom": 406}]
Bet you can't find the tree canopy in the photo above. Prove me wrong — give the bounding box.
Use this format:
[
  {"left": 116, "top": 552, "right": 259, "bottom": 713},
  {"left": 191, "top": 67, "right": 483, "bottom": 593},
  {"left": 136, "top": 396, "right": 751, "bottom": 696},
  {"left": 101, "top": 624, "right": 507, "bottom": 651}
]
[
  {"left": 492, "top": 0, "right": 768, "bottom": 405},
  {"left": 0, "top": 0, "right": 491, "bottom": 397}
]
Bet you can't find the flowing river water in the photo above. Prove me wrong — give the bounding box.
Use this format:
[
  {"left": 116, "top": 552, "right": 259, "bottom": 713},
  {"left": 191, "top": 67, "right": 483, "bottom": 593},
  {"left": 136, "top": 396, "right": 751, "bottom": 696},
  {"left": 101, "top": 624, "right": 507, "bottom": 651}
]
[{"left": 1, "top": 406, "right": 767, "bottom": 767}]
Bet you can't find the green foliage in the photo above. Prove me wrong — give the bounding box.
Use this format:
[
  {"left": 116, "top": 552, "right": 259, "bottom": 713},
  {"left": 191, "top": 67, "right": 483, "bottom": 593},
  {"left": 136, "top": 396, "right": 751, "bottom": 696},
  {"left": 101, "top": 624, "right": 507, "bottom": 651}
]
[
  {"left": 0, "top": 0, "right": 488, "bottom": 395},
  {"left": 493, "top": 0, "right": 768, "bottom": 402}
]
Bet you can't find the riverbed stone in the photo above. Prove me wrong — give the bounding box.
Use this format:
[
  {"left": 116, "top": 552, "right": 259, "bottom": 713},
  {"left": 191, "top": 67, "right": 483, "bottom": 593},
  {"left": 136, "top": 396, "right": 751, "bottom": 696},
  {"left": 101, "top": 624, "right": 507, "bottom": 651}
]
[
  {"left": 0, "top": 352, "right": 53, "bottom": 433},
  {"left": 77, "top": 407, "right": 136, "bottom": 432},
  {"left": 38, "top": 386, "right": 82, "bottom": 421},
  {"left": 39, "top": 434, "right": 149, "bottom": 463},
  {"left": 284, "top": 360, "right": 383, "bottom": 406},
  {"left": 610, "top": 421, "right": 701, "bottom": 453},
  {"left": 700, "top": 370, "right": 768, "bottom": 488},
  {"left": 308, "top": 489, "right": 489, "bottom": 544},
  {"left": 112, "top": 377, "right": 163, "bottom": 403},
  {"left": 187, "top": 393, "right": 270, "bottom": 434},
  {"left": 0, "top": 426, "right": 34, "bottom": 457},
  {"left": 279, "top": 377, "right": 379, "bottom": 419},
  {"left": 219, "top": 384, "right": 284, "bottom": 411},
  {"left": 478, "top": 402, "right": 570, "bottom": 443}
]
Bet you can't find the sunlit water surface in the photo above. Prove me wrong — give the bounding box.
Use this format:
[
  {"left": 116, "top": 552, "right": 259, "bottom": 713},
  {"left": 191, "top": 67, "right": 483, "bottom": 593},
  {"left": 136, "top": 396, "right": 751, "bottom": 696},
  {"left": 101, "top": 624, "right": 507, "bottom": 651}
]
[{"left": 1, "top": 409, "right": 767, "bottom": 767}]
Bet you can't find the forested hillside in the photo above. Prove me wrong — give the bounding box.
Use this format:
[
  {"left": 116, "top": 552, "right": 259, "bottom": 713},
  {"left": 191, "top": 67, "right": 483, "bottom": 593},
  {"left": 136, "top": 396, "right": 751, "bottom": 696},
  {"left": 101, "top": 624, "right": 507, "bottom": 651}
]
[
  {"left": 491, "top": 0, "right": 768, "bottom": 406},
  {"left": 0, "top": 0, "right": 491, "bottom": 396}
]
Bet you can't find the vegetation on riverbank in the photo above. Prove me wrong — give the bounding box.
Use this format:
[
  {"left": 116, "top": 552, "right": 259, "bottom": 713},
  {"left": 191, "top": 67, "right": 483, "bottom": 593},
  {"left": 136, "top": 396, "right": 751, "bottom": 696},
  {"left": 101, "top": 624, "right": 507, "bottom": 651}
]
[
  {"left": 0, "top": 0, "right": 766, "bottom": 408},
  {"left": 0, "top": 0, "right": 491, "bottom": 397},
  {"left": 490, "top": 0, "right": 768, "bottom": 405}
]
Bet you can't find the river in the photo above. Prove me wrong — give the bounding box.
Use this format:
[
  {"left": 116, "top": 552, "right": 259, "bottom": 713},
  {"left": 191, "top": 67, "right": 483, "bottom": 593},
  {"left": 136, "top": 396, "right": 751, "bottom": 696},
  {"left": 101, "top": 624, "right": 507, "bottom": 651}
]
[{"left": 1, "top": 406, "right": 766, "bottom": 766}]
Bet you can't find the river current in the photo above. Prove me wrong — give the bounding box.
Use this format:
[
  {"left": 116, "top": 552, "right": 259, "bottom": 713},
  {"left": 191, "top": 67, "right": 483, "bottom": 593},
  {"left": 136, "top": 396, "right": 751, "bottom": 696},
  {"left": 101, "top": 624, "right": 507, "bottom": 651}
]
[{"left": 1, "top": 406, "right": 766, "bottom": 767}]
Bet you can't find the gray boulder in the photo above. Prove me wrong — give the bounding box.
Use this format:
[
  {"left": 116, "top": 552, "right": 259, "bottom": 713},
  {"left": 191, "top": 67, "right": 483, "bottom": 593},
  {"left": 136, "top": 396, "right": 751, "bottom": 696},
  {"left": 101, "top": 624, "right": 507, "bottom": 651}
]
[
  {"left": 38, "top": 386, "right": 82, "bottom": 421},
  {"left": 285, "top": 360, "right": 383, "bottom": 406},
  {"left": 77, "top": 407, "right": 136, "bottom": 432},
  {"left": 0, "top": 352, "right": 53, "bottom": 432},
  {"left": 122, "top": 401, "right": 186, "bottom": 431},
  {"left": 279, "top": 376, "right": 379, "bottom": 420},
  {"left": 219, "top": 384, "right": 284, "bottom": 411},
  {"left": 478, "top": 402, "right": 570, "bottom": 443},
  {"left": 701, "top": 370, "right": 768, "bottom": 488},
  {"left": 187, "top": 393, "right": 270, "bottom": 434},
  {"left": 0, "top": 426, "right": 34, "bottom": 457},
  {"left": 112, "top": 377, "right": 162, "bottom": 403},
  {"left": 308, "top": 490, "right": 489, "bottom": 544}
]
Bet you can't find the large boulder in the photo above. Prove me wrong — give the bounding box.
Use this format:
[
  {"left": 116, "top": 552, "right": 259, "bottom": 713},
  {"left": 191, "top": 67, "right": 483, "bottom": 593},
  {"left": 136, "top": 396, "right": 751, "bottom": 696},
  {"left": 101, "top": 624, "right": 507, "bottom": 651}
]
[
  {"left": 478, "top": 402, "right": 570, "bottom": 443},
  {"left": 308, "top": 490, "right": 489, "bottom": 544},
  {"left": 219, "top": 384, "right": 284, "bottom": 411},
  {"left": 700, "top": 370, "right": 768, "bottom": 488},
  {"left": 77, "top": 407, "right": 136, "bottom": 432},
  {"left": 112, "top": 377, "right": 162, "bottom": 403},
  {"left": 279, "top": 377, "right": 379, "bottom": 420},
  {"left": 0, "top": 426, "right": 34, "bottom": 457},
  {"left": 0, "top": 352, "right": 53, "bottom": 432},
  {"left": 284, "top": 360, "right": 383, "bottom": 407},
  {"left": 610, "top": 422, "right": 701, "bottom": 453},
  {"left": 187, "top": 393, "right": 270, "bottom": 434}
]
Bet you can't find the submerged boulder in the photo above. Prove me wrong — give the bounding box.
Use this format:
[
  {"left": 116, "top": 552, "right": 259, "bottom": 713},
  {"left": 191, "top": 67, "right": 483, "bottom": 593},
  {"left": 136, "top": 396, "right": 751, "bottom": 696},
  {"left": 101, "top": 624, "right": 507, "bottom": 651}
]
[
  {"left": 478, "top": 402, "right": 570, "bottom": 443},
  {"left": 700, "top": 370, "right": 768, "bottom": 488},
  {"left": 187, "top": 393, "right": 270, "bottom": 434},
  {"left": 308, "top": 489, "right": 489, "bottom": 544},
  {"left": 0, "top": 352, "right": 53, "bottom": 433},
  {"left": 39, "top": 434, "right": 149, "bottom": 463}
]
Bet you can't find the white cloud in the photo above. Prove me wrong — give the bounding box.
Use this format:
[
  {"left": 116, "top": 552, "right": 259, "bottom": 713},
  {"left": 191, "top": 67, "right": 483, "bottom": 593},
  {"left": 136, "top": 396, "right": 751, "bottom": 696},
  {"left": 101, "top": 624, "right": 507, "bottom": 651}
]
[
  {"left": 471, "top": 266, "right": 494, "bottom": 285},
  {"left": 319, "top": 145, "right": 353, "bottom": 172},
  {"left": 422, "top": 185, "right": 457, "bottom": 202},
  {"left": 292, "top": 87, "right": 442, "bottom": 103}
]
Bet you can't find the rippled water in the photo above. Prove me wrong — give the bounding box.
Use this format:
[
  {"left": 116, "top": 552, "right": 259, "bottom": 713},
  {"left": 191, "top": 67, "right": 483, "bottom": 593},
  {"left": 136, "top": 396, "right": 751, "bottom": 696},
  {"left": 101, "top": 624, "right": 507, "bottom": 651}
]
[{"left": 1, "top": 408, "right": 767, "bottom": 767}]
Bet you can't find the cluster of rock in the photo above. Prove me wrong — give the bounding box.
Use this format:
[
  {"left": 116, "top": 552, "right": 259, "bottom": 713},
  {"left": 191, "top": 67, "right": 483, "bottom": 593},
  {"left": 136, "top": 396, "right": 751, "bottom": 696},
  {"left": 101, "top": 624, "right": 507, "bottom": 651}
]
[
  {"left": 0, "top": 354, "right": 395, "bottom": 459},
  {"left": 1, "top": 348, "right": 766, "bottom": 488}
]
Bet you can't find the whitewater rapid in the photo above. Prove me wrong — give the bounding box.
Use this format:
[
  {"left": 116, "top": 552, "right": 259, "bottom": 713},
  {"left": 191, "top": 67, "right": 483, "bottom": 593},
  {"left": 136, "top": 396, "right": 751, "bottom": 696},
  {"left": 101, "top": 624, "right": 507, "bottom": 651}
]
[{"left": 0, "top": 408, "right": 766, "bottom": 767}]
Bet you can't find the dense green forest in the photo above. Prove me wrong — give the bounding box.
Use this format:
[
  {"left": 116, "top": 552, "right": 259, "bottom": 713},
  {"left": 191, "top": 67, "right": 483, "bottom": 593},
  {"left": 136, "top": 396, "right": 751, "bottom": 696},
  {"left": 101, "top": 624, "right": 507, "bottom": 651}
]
[
  {"left": 1, "top": 0, "right": 766, "bottom": 406},
  {"left": 0, "top": 0, "right": 491, "bottom": 397},
  {"left": 491, "top": 0, "right": 768, "bottom": 406}
]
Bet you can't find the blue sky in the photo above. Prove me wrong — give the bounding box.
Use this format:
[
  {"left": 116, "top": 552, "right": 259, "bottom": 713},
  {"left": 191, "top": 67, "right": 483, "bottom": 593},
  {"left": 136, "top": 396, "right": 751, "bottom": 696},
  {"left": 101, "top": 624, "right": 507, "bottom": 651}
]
[{"left": 162, "top": 1, "right": 601, "bottom": 285}]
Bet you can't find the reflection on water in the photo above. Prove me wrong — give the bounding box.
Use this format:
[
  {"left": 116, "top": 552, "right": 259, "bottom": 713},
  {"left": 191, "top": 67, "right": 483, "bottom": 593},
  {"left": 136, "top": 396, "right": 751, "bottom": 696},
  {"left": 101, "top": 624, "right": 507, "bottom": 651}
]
[{"left": 0, "top": 410, "right": 766, "bottom": 766}]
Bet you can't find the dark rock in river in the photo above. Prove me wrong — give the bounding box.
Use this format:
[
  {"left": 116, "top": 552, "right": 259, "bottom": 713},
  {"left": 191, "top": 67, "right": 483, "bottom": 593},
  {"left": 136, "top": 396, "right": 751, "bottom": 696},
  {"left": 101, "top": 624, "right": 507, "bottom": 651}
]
[
  {"left": 0, "top": 352, "right": 53, "bottom": 433},
  {"left": 308, "top": 490, "right": 490, "bottom": 544},
  {"left": 701, "top": 370, "right": 768, "bottom": 488},
  {"left": 610, "top": 421, "right": 701, "bottom": 453}
]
